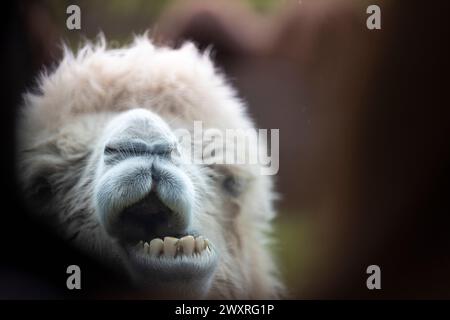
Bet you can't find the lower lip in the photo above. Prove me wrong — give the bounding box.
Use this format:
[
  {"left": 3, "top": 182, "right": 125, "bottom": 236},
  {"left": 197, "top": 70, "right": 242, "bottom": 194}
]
[{"left": 123, "top": 239, "right": 218, "bottom": 282}]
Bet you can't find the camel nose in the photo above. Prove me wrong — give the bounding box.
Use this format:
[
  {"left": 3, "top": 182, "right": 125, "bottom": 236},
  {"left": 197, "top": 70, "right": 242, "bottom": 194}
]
[{"left": 101, "top": 153, "right": 193, "bottom": 242}]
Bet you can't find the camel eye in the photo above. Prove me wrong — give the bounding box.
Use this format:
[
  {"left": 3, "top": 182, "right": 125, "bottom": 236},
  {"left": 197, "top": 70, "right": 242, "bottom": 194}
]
[
  {"left": 28, "top": 174, "right": 53, "bottom": 206},
  {"left": 222, "top": 175, "right": 244, "bottom": 197}
]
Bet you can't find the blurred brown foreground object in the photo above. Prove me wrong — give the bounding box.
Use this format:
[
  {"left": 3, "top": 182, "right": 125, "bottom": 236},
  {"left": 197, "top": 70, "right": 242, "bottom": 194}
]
[{"left": 156, "top": 0, "right": 450, "bottom": 298}]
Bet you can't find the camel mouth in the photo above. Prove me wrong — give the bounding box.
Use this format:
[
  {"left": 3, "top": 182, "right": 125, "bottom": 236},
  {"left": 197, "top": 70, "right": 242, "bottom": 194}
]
[
  {"left": 132, "top": 235, "right": 212, "bottom": 258},
  {"left": 119, "top": 234, "right": 218, "bottom": 297},
  {"left": 122, "top": 234, "right": 218, "bottom": 281}
]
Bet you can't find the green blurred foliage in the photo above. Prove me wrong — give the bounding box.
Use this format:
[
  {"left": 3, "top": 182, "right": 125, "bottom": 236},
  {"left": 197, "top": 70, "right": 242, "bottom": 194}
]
[{"left": 272, "top": 213, "right": 310, "bottom": 297}]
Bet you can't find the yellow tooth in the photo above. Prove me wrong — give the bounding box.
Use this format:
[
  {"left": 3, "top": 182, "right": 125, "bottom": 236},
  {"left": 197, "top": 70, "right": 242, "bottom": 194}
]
[
  {"left": 180, "top": 235, "right": 195, "bottom": 256},
  {"left": 195, "top": 236, "right": 205, "bottom": 253},
  {"left": 144, "top": 242, "right": 150, "bottom": 254},
  {"left": 149, "top": 238, "right": 163, "bottom": 257},
  {"left": 163, "top": 237, "right": 178, "bottom": 258},
  {"left": 204, "top": 238, "right": 212, "bottom": 250}
]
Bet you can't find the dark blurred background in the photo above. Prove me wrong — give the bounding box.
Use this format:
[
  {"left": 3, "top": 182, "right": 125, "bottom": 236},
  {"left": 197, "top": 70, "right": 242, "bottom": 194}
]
[{"left": 1, "top": 0, "right": 449, "bottom": 299}]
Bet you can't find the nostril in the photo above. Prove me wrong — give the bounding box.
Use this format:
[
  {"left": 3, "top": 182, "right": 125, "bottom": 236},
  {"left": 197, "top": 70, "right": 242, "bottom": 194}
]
[
  {"left": 151, "top": 143, "right": 176, "bottom": 157},
  {"left": 104, "top": 140, "right": 176, "bottom": 159},
  {"left": 104, "top": 141, "right": 149, "bottom": 156},
  {"left": 113, "top": 192, "right": 175, "bottom": 243}
]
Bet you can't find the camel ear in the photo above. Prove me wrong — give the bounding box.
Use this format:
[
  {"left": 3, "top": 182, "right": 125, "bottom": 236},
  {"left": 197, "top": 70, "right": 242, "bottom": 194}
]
[{"left": 156, "top": 2, "right": 265, "bottom": 67}]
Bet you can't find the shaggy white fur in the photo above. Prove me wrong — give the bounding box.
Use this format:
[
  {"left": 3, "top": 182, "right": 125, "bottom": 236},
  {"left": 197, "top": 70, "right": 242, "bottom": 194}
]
[{"left": 16, "top": 35, "right": 284, "bottom": 299}]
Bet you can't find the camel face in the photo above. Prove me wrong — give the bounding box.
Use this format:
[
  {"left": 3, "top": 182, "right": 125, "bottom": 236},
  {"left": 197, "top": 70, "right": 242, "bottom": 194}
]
[
  {"left": 17, "top": 36, "right": 283, "bottom": 298},
  {"left": 94, "top": 108, "right": 218, "bottom": 297}
]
